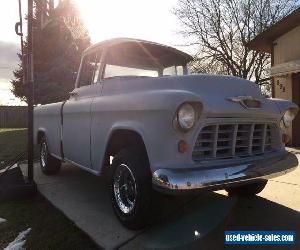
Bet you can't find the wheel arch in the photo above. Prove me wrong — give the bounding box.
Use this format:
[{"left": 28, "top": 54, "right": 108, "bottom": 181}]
[{"left": 101, "top": 128, "right": 149, "bottom": 171}]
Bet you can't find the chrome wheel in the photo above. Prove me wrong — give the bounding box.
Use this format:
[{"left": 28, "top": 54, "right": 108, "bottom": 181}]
[
  {"left": 113, "top": 163, "right": 137, "bottom": 214},
  {"left": 40, "top": 141, "right": 47, "bottom": 168}
]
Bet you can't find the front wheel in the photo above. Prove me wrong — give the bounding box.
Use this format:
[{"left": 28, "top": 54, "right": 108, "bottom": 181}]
[
  {"left": 225, "top": 180, "right": 268, "bottom": 196},
  {"left": 111, "top": 147, "right": 152, "bottom": 230},
  {"left": 40, "top": 136, "right": 61, "bottom": 175}
]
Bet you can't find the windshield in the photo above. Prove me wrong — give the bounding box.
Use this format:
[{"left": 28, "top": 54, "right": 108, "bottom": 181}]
[
  {"left": 104, "top": 64, "right": 158, "bottom": 78},
  {"left": 163, "top": 66, "right": 184, "bottom": 76},
  {"left": 103, "top": 43, "right": 188, "bottom": 79},
  {"left": 104, "top": 64, "right": 185, "bottom": 78}
]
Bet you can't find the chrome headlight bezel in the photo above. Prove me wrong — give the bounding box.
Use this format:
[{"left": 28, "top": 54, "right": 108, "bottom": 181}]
[
  {"left": 175, "top": 102, "right": 200, "bottom": 132},
  {"left": 281, "top": 108, "right": 297, "bottom": 129}
]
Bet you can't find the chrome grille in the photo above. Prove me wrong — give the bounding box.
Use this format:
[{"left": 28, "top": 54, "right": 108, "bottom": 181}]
[{"left": 192, "top": 123, "right": 277, "bottom": 161}]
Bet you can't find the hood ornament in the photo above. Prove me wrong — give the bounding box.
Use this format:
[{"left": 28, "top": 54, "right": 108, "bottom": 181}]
[{"left": 227, "top": 95, "right": 262, "bottom": 109}]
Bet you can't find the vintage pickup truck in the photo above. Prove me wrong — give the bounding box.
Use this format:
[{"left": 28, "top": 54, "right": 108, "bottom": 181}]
[{"left": 34, "top": 38, "right": 298, "bottom": 229}]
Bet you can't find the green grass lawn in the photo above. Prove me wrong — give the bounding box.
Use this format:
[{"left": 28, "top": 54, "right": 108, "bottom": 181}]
[
  {"left": 0, "top": 129, "right": 100, "bottom": 249},
  {"left": 0, "top": 128, "right": 27, "bottom": 169},
  {"left": 0, "top": 195, "right": 100, "bottom": 250}
]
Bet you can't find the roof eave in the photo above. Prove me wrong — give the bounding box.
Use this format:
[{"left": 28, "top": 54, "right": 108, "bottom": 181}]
[{"left": 246, "top": 7, "right": 300, "bottom": 53}]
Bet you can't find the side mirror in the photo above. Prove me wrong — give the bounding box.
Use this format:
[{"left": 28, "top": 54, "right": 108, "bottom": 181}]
[
  {"left": 69, "top": 91, "right": 79, "bottom": 98},
  {"left": 15, "top": 22, "right": 23, "bottom": 36}
]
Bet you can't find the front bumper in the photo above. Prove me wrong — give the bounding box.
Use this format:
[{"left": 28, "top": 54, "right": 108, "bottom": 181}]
[{"left": 152, "top": 152, "right": 298, "bottom": 194}]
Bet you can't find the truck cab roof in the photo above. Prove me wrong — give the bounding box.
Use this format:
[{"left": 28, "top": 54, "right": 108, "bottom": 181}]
[{"left": 84, "top": 38, "right": 193, "bottom": 68}]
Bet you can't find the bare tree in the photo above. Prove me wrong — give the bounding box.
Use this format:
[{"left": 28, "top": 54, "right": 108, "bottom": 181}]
[{"left": 174, "top": 0, "right": 299, "bottom": 89}]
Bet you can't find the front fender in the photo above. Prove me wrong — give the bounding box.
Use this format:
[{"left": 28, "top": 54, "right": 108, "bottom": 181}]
[{"left": 270, "top": 98, "right": 298, "bottom": 115}]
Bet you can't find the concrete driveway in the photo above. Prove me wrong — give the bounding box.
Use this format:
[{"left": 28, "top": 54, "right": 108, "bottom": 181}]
[{"left": 20, "top": 149, "right": 300, "bottom": 249}]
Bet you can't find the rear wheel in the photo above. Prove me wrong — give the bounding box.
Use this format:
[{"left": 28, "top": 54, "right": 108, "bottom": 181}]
[
  {"left": 225, "top": 180, "right": 268, "bottom": 196},
  {"left": 40, "top": 136, "right": 61, "bottom": 175},
  {"left": 111, "top": 147, "right": 152, "bottom": 230}
]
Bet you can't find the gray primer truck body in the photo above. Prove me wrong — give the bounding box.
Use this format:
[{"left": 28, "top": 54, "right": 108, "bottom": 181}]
[{"left": 34, "top": 38, "right": 298, "bottom": 193}]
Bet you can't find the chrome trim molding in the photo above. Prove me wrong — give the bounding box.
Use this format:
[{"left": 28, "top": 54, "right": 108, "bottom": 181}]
[
  {"left": 152, "top": 152, "right": 298, "bottom": 193},
  {"left": 227, "top": 95, "right": 263, "bottom": 109}
]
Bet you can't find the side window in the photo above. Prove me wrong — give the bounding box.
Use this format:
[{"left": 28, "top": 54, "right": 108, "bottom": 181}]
[{"left": 78, "top": 53, "right": 97, "bottom": 87}]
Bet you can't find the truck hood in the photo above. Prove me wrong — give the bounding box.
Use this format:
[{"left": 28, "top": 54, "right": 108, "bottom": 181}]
[
  {"left": 162, "top": 74, "right": 279, "bottom": 117},
  {"left": 104, "top": 74, "right": 280, "bottom": 118}
]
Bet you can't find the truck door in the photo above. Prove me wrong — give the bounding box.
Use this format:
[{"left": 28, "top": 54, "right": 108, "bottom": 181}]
[{"left": 62, "top": 51, "right": 102, "bottom": 169}]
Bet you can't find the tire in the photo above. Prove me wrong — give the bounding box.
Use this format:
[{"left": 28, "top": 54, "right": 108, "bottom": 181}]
[
  {"left": 225, "top": 180, "right": 268, "bottom": 196},
  {"left": 111, "top": 147, "right": 152, "bottom": 230},
  {"left": 40, "top": 136, "right": 61, "bottom": 175}
]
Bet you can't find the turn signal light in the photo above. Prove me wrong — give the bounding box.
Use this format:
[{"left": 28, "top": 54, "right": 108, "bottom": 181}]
[{"left": 178, "top": 140, "right": 188, "bottom": 153}]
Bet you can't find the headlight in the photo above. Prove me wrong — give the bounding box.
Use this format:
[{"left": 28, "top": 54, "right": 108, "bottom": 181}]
[
  {"left": 177, "top": 103, "right": 196, "bottom": 131},
  {"left": 281, "top": 108, "right": 297, "bottom": 128}
]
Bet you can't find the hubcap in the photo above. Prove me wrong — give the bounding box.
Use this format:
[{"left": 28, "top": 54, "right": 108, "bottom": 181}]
[
  {"left": 40, "top": 142, "right": 47, "bottom": 168},
  {"left": 113, "top": 164, "right": 137, "bottom": 214}
]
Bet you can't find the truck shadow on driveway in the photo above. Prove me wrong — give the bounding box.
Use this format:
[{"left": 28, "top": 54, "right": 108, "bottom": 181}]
[
  {"left": 187, "top": 195, "right": 300, "bottom": 250},
  {"left": 223, "top": 196, "right": 300, "bottom": 250},
  {"left": 124, "top": 188, "right": 300, "bottom": 250}
]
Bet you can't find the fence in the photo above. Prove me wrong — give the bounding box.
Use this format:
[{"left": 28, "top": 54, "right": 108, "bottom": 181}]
[{"left": 0, "top": 106, "right": 28, "bottom": 128}]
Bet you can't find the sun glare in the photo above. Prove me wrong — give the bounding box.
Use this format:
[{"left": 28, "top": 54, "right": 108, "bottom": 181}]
[{"left": 74, "top": 0, "right": 182, "bottom": 46}]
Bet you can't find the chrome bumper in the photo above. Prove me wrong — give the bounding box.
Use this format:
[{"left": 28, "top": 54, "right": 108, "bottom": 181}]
[{"left": 152, "top": 152, "right": 298, "bottom": 194}]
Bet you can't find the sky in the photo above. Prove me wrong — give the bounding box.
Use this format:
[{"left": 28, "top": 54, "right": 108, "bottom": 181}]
[{"left": 0, "top": 0, "right": 192, "bottom": 106}]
